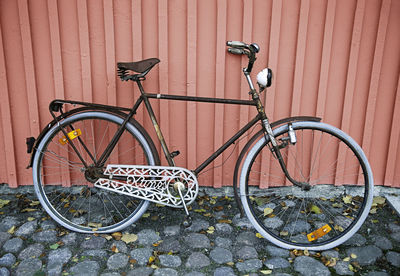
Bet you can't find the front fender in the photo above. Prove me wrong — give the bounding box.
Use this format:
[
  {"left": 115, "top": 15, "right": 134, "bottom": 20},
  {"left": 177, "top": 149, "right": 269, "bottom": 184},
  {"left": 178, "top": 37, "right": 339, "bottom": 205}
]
[{"left": 232, "top": 116, "right": 321, "bottom": 216}]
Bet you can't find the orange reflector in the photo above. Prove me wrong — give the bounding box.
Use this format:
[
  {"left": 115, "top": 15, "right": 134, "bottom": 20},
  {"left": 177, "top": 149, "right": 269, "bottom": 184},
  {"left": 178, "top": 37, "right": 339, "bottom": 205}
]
[
  {"left": 59, "top": 129, "right": 82, "bottom": 145},
  {"left": 307, "top": 224, "right": 332, "bottom": 241}
]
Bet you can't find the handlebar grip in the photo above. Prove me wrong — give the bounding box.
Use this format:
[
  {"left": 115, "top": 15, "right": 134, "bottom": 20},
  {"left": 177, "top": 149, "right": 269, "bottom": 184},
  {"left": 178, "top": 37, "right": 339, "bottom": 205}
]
[
  {"left": 226, "top": 41, "right": 247, "bottom": 48},
  {"left": 228, "top": 48, "right": 245, "bottom": 55}
]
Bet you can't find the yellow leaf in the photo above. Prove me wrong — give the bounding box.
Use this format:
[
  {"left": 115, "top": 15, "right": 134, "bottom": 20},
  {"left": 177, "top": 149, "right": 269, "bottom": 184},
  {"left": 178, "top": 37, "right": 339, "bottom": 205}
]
[
  {"left": 310, "top": 205, "right": 321, "bottom": 214},
  {"left": 121, "top": 233, "right": 138, "bottom": 244},
  {"left": 256, "top": 233, "right": 264, "bottom": 239},
  {"left": 29, "top": 201, "right": 41, "bottom": 206},
  {"left": 280, "top": 231, "right": 289, "bottom": 236},
  {"left": 304, "top": 249, "right": 310, "bottom": 256},
  {"left": 369, "top": 208, "right": 377, "bottom": 214},
  {"left": 7, "top": 226, "right": 15, "bottom": 234},
  {"left": 88, "top": 222, "right": 102, "bottom": 228},
  {"left": 342, "top": 195, "right": 352, "bottom": 204},
  {"left": 260, "top": 270, "right": 272, "bottom": 275},
  {"left": 348, "top": 264, "right": 355, "bottom": 272},
  {"left": 148, "top": 256, "right": 156, "bottom": 264},
  {"left": 226, "top": 262, "right": 234, "bottom": 266},
  {"left": 27, "top": 217, "right": 36, "bottom": 221},
  {"left": 210, "top": 199, "right": 217, "bottom": 205},
  {"left": 153, "top": 240, "right": 163, "bottom": 247},
  {"left": 111, "top": 232, "right": 122, "bottom": 240},
  {"left": 207, "top": 226, "right": 215, "bottom": 234},
  {"left": 350, "top": 253, "right": 357, "bottom": 259},
  {"left": 150, "top": 264, "right": 159, "bottom": 269},
  {"left": 21, "top": 208, "right": 37, "bottom": 213},
  {"left": 343, "top": 257, "right": 350, "bottom": 262},
  {"left": 194, "top": 209, "right": 206, "bottom": 213},
  {"left": 156, "top": 203, "right": 165, "bottom": 207},
  {"left": 102, "top": 235, "right": 113, "bottom": 241},
  {"left": 263, "top": 207, "right": 273, "bottom": 216},
  {"left": 142, "top": 213, "right": 150, "bottom": 218},
  {"left": 0, "top": 199, "right": 10, "bottom": 208},
  {"left": 372, "top": 196, "right": 386, "bottom": 206},
  {"left": 203, "top": 213, "right": 212, "bottom": 217},
  {"left": 218, "top": 219, "right": 232, "bottom": 224}
]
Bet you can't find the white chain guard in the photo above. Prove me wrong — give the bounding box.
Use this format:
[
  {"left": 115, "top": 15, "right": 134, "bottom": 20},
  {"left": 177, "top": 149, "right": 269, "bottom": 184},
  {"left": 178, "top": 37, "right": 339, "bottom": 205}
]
[{"left": 94, "top": 165, "right": 199, "bottom": 208}]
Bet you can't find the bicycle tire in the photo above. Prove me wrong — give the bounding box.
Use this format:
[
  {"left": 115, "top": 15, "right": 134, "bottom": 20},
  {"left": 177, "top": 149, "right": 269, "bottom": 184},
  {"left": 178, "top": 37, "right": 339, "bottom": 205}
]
[
  {"left": 240, "top": 121, "right": 373, "bottom": 250},
  {"left": 32, "top": 111, "right": 159, "bottom": 233}
]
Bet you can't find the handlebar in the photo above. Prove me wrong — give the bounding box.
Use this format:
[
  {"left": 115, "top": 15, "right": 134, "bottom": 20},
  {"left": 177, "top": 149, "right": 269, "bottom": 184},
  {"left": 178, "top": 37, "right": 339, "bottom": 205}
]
[{"left": 226, "top": 41, "right": 260, "bottom": 73}]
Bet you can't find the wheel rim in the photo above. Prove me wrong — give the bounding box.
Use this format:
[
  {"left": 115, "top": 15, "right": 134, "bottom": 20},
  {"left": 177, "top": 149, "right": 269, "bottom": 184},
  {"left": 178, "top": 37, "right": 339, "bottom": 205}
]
[
  {"left": 243, "top": 122, "right": 372, "bottom": 249},
  {"left": 34, "top": 112, "right": 155, "bottom": 233}
]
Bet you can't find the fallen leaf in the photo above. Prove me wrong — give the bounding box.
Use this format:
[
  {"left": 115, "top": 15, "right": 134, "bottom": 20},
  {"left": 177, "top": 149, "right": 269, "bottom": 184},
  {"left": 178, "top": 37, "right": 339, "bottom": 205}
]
[
  {"left": 310, "top": 205, "right": 321, "bottom": 214},
  {"left": 332, "top": 203, "right": 343, "bottom": 208},
  {"left": 142, "top": 213, "right": 150, "bottom": 218},
  {"left": 372, "top": 196, "right": 386, "bottom": 206},
  {"left": 218, "top": 219, "right": 232, "bottom": 224},
  {"left": 280, "top": 231, "right": 289, "bottom": 236},
  {"left": 255, "top": 233, "right": 264, "bottom": 239},
  {"left": 260, "top": 270, "right": 272, "bottom": 274},
  {"left": 203, "top": 213, "right": 212, "bottom": 217},
  {"left": 111, "top": 232, "right": 122, "bottom": 240},
  {"left": 21, "top": 208, "right": 37, "bottom": 213},
  {"left": 7, "top": 226, "right": 15, "bottom": 234},
  {"left": 226, "top": 262, "right": 234, "bottom": 266},
  {"left": 369, "top": 208, "right": 377, "bottom": 214},
  {"left": 148, "top": 256, "right": 156, "bottom": 264},
  {"left": 29, "top": 201, "right": 41, "bottom": 206},
  {"left": 121, "top": 233, "right": 138, "bottom": 244},
  {"left": 350, "top": 253, "right": 357, "bottom": 259},
  {"left": 342, "top": 195, "right": 352, "bottom": 204},
  {"left": 102, "top": 235, "right": 113, "bottom": 241},
  {"left": 210, "top": 199, "right": 217, "bottom": 205},
  {"left": 304, "top": 249, "right": 310, "bottom": 256},
  {"left": 49, "top": 243, "right": 60, "bottom": 250},
  {"left": 263, "top": 207, "right": 273, "bottom": 216},
  {"left": 343, "top": 257, "right": 350, "bottom": 262},
  {"left": 0, "top": 199, "right": 10, "bottom": 208},
  {"left": 27, "top": 217, "right": 36, "bottom": 221},
  {"left": 111, "top": 245, "right": 119, "bottom": 253},
  {"left": 150, "top": 264, "right": 158, "bottom": 269},
  {"left": 207, "top": 226, "right": 215, "bottom": 234},
  {"left": 88, "top": 222, "right": 102, "bottom": 228},
  {"left": 153, "top": 240, "right": 163, "bottom": 247}
]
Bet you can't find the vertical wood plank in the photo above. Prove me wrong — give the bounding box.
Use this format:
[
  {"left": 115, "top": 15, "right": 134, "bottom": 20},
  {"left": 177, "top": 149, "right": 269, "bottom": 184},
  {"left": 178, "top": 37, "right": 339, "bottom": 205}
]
[
  {"left": 361, "top": 0, "right": 391, "bottom": 159},
  {"left": 259, "top": 0, "right": 282, "bottom": 189},
  {"left": 103, "top": 0, "right": 116, "bottom": 107},
  {"left": 77, "top": 0, "right": 93, "bottom": 103},
  {"left": 213, "top": 0, "right": 227, "bottom": 187},
  {"left": 335, "top": 0, "right": 365, "bottom": 185},
  {"left": 17, "top": 0, "right": 40, "bottom": 136},
  {"left": 384, "top": 77, "right": 400, "bottom": 186},
  {"left": 158, "top": 0, "right": 170, "bottom": 151},
  {"left": 0, "top": 27, "right": 18, "bottom": 187},
  {"left": 186, "top": 0, "right": 197, "bottom": 170}
]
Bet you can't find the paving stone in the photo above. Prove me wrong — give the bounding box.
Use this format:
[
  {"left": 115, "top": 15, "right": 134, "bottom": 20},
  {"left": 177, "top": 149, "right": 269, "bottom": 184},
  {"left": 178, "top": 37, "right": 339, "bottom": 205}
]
[
  {"left": 215, "top": 236, "right": 232, "bottom": 248},
  {"left": 61, "top": 232, "right": 77, "bottom": 246},
  {"left": 82, "top": 249, "right": 108, "bottom": 259},
  {"left": 373, "top": 236, "right": 393, "bottom": 250},
  {"left": 111, "top": 240, "right": 128, "bottom": 254},
  {"left": 158, "top": 238, "right": 181, "bottom": 253},
  {"left": 364, "top": 272, "right": 389, "bottom": 276},
  {"left": 210, "top": 247, "right": 233, "bottom": 264},
  {"left": 0, "top": 232, "right": 11, "bottom": 247},
  {"left": 346, "top": 245, "right": 383, "bottom": 265},
  {"left": 138, "top": 229, "right": 161, "bottom": 245},
  {"left": 185, "top": 252, "right": 210, "bottom": 268},
  {"left": 153, "top": 268, "right": 178, "bottom": 276},
  {"left": 107, "top": 253, "right": 129, "bottom": 270},
  {"left": 126, "top": 267, "right": 154, "bottom": 276},
  {"left": 388, "top": 223, "right": 400, "bottom": 233},
  {"left": 0, "top": 267, "right": 10, "bottom": 276},
  {"left": 185, "top": 233, "right": 210, "bottom": 248},
  {"left": 69, "top": 260, "right": 100, "bottom": 275},
  {"left": 215, "top": 223, "right": 233, "bottom": 234},
  {"left": 0, "top": 217, "right": 20, "bottom": 232},
  {"left": 32, "top": 230, "right": 57, "bottom": 243},
  {"left": 18, "top": 243, "right": 44, "bottom": 260},
  {"left": 266, "top": 245, "right": 290, "bottom": 257},
  {"left": 185, "top": 219, "right": 209, "bottom": 232},
  {"left": 164, "top": 225, "right": 181, "bottom": 236},
  {"left": 15, "top": 220, "right": 37, "bottom": 236},
  {"left": 184, "top": 272, "right": 205, "bottom": 276},
  {"left": 41, "top": 220, "right": 57, "bottom": 230},
  {"left": 386, "top": 251, "right": 400, "bottom": 267},
  {"left": 264, "top": 257, "right": 290, "bottom": 269},
  {"left": 232, "top": 214, "right": 254, "bottom": 229},
  {"left": 16, "top": 258, "right": 43, "bottom": 276},
  {"left": 342, "top": 233, "right": 366, "bottom": 246},
  {"left": 130, "top": 247, "right": 153, "bottom": 265},
  {"left": 214, "top": 266, "right": 236, "bottom": 276},
  {"left": 81, "top": 235, "right": 106, "bottom": 249},
  {"left": 235, "top": 259, "right": 262, "bottom": 272},
  {"left": 236, "top": 245, "right": 258, "bottom": 260},
  {"left": 294, "top": 256, "right": 330, "bottom": 276},
  {"left": 2, "top": 237, "right": 23, "bottom": 253},
  {"left": 0, "top": 253, "right": 16, "bottom": 268},
  {"left": 334, "top": 261, "right": 354, "bottom": 275},
  {"left": 47, "top": 247, "right": 72, "bottom": 271},
  {"left": 263, "top": 217, "right": 283, "bottom": 230},
  {"left": 321, "top": 250, "right": 339, "bottom": 259},
  {"left": 283, "top": 220, "right": 311, "bottom": 234},
  {"left": 159, "top": 254, "right": 182, "bottom": 267},
  {"left": 236, "top": 231, "right": 258, "bottom": 246},
  {"left": 390, "top": 232, "right": 400, "bottom": 242},
  {"left": 101, "top": 273, "right": 121, "bottom": 276}
]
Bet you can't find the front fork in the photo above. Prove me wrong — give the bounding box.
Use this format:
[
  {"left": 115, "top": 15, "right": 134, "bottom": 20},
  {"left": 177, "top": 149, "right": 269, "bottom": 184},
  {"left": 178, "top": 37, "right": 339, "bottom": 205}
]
[{"left": 261, "top": 118, "right": 311, "bottom": 191}]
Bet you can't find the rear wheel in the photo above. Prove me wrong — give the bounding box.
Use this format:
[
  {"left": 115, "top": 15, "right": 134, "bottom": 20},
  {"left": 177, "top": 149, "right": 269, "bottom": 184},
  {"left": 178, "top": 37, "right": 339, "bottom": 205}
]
[
  {"left": 32, "top": 111, "right": 158, "bottom": 233},
  {"left": 240, "top": 121, "right": 373, "bottom": 250}
]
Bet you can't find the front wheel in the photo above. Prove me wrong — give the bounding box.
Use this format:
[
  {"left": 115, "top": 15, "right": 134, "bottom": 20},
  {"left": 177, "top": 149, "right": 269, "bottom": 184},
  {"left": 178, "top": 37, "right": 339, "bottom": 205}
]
[
  {"left": 32, "top": 111, "right": 159, "bottom": 233},
  {"left": 240, "top": 121, "right": 373, "bottom": 250}
]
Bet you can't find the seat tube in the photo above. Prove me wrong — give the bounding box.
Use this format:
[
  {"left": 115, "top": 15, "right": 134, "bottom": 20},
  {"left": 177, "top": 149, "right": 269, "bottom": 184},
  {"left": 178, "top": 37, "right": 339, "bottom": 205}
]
[{"left": 137, "top": 81, "right": 175, "bottom": 166}]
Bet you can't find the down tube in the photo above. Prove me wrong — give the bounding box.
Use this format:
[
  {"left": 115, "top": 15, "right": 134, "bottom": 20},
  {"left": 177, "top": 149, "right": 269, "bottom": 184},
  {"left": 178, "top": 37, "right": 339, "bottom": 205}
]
[{"left": 194, "top": 114, "right": 262, "bottom": 175}]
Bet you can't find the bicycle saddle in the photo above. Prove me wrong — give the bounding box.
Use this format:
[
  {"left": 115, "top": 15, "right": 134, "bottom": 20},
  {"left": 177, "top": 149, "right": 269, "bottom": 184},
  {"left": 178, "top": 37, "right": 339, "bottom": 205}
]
[{"left": 117, "top": 58, "right": 160, "bottom": 73}]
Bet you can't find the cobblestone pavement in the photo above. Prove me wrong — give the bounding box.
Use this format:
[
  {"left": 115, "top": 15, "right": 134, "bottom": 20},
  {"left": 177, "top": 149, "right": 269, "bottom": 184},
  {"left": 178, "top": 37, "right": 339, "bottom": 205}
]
[{"left": 0, "top": 188, "right": 399, "bottom": 276}]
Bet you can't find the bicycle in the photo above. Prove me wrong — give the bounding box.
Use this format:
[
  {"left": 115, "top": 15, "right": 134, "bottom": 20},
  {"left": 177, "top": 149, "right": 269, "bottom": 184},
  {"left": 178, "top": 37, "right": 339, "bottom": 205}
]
[{"left": 27, "top": 41, "right": 373, "bottom": 250}]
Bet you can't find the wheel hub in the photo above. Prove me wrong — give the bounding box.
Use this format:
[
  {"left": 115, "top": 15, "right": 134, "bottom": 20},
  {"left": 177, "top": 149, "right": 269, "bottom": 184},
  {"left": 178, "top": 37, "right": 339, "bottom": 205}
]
[{"left": 84, "top": 165, "right": 103, "bottom": 183}]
